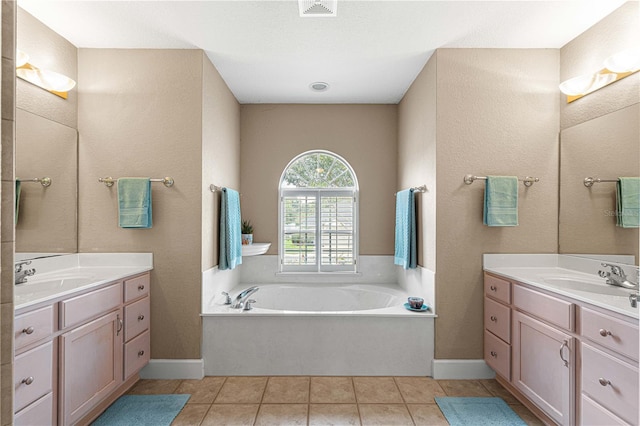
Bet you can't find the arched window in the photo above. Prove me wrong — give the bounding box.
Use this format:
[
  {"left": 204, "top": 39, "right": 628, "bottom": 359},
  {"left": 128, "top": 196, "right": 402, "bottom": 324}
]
[{"left": 279, "top": 150, "right": 359, "bottom": 273}]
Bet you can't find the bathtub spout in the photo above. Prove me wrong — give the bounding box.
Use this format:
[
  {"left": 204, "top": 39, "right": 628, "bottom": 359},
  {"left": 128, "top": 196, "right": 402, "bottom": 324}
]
[{"left": 231, "top": 286, "right": 259, "bottom": 309}]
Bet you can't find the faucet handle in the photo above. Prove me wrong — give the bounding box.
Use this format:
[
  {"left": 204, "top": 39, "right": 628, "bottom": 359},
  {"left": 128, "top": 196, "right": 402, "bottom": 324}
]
[
  {"left": 15, "top": 260, "right": 32, "bottom": 272},
  {"left": 243, "top": 299, "right": 256, "bottom": 311},
  {"left": 221, "top": 292, "right": 232, "bottom": 305}
]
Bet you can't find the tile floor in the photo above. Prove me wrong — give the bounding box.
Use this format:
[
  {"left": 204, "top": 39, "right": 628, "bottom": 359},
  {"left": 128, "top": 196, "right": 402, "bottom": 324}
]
[{"left": 126, "top": 377, "right": 545, "bottom": 425}]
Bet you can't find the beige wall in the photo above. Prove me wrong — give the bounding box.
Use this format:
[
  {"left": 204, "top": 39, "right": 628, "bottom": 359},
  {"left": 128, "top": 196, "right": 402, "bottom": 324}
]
[
  {"left": 399, "top": 49, "right": 560, "bottom": 360},
  {"left": 398, "top": 52, "right": 437, "bottom": 271},
  {"left": 240, "top": 104, "right": 397, "bottom": 255},
  {"left": 560, "top": 1, "right": 640, "bottom": 130},
  {"left": 78, "top": 49, "right": 204, "bottom": 359},
  {"left": 1, "top": 1, "right": 16, "bottom": 422}
]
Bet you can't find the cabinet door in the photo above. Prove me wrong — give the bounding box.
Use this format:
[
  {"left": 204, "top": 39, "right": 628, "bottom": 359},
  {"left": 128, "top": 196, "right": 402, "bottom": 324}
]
[
  {"left": 60, "top": 309, "right": 123, "bottom": 425},
  {"left": 512, "top": 310, "right": 574, "bottom": 426}
]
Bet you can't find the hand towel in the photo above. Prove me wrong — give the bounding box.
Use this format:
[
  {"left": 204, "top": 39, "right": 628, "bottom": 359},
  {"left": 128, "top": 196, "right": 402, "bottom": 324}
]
[
  {"left": 219, "top": 188, "right": 243, "bottom": 270},
  {"left": 394, "top": 188, "right": 417, "bottom": 269},
  {"left": 616, "top": 177, "right": 640, "bottom": 228},
  {"left": 118, "top": 178, "right": 152, "bottom": 228},
  {"left": 15, "top": 180, "right": 21, "bottom": 225},
  {"left": 483, "top": 176, "right": 518, "bottom": 227}
]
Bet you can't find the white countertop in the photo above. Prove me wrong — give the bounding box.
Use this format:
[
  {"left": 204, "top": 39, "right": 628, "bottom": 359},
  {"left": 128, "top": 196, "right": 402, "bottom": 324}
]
[
  {"left": 484, "top": 254, "right": 638, "bottom": 319},
  {"left": 15, "top": 253, "right": 153, "bottom": 311}
]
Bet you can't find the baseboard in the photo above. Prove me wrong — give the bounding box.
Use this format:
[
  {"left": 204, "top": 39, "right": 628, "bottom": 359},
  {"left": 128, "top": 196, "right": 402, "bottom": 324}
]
[
  {"left": 431, "top": 359, "right": 496, "bottom": 379},
  {"left": 139, "top": 359, "right": 204, "bottom": 380}
]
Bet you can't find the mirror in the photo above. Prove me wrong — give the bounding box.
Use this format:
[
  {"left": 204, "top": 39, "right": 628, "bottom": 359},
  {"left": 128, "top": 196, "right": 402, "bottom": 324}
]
[
  {"left": 559, "top": 103, "right": 639, "bottom": 265},
  {"left": 15, "top": 108, "right": 78, "bottom": 257}
]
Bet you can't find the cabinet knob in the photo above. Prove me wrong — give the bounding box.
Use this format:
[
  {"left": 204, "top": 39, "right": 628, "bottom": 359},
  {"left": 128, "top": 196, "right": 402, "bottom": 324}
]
[
  {"left": 138, "top": 285, "right": 145, "bottom": 291},
  {"left": 598, "top": 378, "right": 611, "bottom": 387},
  {"left": 490, "top": 316, "right": 497, "bottom": 322},
  {"left": 138, "top": 350, "right": 145, "bottom": 357},
  {"left": 599, "top": 329, "right": 612, "bottom": 337},
  {"left": 490, "top": 351, "right": 497, "bottom": 358},
  {"left": 490, "top": 286, "right": 497, "bottom": 291},
  {"left": 22, "top": 326, "right": 34, "bottom": 335},
  {"left": 138, "top": 314, "right": 145, "bottom": 321},
  {"left": 21, "top": 377, "right": 34, "bottom": 385}
]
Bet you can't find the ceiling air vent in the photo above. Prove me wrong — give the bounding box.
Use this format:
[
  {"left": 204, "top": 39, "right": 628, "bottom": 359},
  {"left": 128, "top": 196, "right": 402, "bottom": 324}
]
[{"left": 299, "top": 0, "right": 337, "bottom": 17}]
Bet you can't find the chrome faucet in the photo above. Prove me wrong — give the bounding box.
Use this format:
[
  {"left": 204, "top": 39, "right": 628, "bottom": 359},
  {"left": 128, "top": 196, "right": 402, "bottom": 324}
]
[
  {"left": 15, "top": 261, "right": 36, "bottom": 285},
  {"left": 231, "top": 286, "right": 259, "bottom": 309},
  {"left": 598, "top": 263, "right": 638, "bottom": 289}
]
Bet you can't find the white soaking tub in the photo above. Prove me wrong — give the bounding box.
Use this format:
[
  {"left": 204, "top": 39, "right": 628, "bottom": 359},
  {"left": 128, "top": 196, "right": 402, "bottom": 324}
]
[{"left": 201, "top": 282, "right": 435, "bottom": 376}]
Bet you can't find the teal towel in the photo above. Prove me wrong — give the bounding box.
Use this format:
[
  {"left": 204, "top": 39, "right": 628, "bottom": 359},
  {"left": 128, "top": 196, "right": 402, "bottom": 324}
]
[
  {"left": 616, "top": 177, "right": 640, "bottom": 228},
  {"left": 394, "top": 188, "right": 417, "bottom": 269},
  {"left": 15, "top": 180, "right": 21, "bottom": 226},
  {"left": 118, "top": 178, "right": 152, "bottom": 228},
  {"left": 483, "top": 176, "right": 518, "bottom": 227},
  {"left": 219, "top": 188, "right": 242, "bottom": 270}
]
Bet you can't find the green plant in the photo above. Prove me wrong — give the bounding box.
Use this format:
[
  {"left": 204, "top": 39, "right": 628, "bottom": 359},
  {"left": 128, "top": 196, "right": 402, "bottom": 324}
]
[{"left": 241, "top": 220, "right": 253, "bottom": 234}]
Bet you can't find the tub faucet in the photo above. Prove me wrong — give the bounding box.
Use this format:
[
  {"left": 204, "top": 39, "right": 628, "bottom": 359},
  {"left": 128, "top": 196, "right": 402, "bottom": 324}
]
[
  {"left": 231, "top": 286, "right": 259, "bottom": 309},
  {"left": 15, "top": 261, "right": 36, "bottom": 285},
  {"left": 598, "top": 263, "right": 638, "bottom": 289}
]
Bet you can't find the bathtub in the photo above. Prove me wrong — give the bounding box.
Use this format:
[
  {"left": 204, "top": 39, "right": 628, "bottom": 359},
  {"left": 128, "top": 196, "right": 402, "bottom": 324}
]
[{"left": 201, "top": 283, "right": 435, "bottom": 376}]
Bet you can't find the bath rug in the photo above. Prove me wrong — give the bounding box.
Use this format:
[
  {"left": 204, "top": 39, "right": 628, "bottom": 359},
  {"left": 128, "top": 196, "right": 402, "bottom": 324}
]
[
  {"left": 91, "top": 394, "right": 190, "bottom": 426},
  {"left": 435, "top": 397, "right": 527, "bottom": 426}
]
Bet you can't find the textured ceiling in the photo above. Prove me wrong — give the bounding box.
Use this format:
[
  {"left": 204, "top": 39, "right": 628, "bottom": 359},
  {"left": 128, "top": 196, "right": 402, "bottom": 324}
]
[{"left": 18, "top": 0, "right": 627, "bottom": 104}]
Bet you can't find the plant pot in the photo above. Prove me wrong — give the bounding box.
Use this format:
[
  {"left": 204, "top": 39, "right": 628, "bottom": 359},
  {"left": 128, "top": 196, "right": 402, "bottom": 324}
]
[{"left": 242, "top": 234, "right": 253, "bottom": 245}]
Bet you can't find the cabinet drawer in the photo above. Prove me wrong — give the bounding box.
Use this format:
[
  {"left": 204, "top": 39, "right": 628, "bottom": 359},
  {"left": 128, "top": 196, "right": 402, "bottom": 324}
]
[
  {"left": 484, "top": 330, "right": 510, "bottom": 380},
  {"left": 14, "top": 392, "right": 54, "bottom": 426},
  {"left": 125, "top": 296, "right": 150, "bottom": 342},
  {"left": 579, "top": 306, "right": 638, "bottom": 362},
  {"left": 14, "top": 341, "right": 53, "bottom": 413},
  {"left": 124, "top": 273, "right": 150, "bottom": 303},
  {"left": 484, "top": 297, "right": 510, "bottom": 343},
  {"left": 580, "top": 394, "right": 627, "bottom": 426},
  {"left": 581, "top": 342, "right": 638, "bottom": 425},
  {"left": 60, "top": 283, "right": 121, "bottom": 329},
  {"left": 14, "top": 305, "right": 54, "bottom": 351},
  {"left": 484, "top": 273, "right": 511, "bottom": 304},
  {"left": 513, "top": 285, "right": 574, "bottom": 331},
  {"left": 124, "top": 329, "right": 150, "bottom": 380}
]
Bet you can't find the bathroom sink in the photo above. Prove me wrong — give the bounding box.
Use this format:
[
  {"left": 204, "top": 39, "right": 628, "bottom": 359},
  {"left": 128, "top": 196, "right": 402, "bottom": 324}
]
[
  {"left": 242, "top": 243, "right": 271, "bottom": 257},
  {"left": 542, "top": 277, "right": 632, "bottom": 296},
  {"left": 19, "top": 274, "right": 96, "bottom": 293}
]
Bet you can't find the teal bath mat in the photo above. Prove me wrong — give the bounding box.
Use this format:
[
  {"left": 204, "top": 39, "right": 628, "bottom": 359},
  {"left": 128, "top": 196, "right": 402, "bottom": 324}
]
[
  {"left": 92, "top": 394, "right": 190, "bottom": 426},
  {"left": 435, "top": 397, "right": 527, "bottom": 426}
]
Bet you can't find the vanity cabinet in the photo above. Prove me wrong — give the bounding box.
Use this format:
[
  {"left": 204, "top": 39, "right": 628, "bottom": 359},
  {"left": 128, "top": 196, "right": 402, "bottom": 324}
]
[
  {"left": 14, "top": 271, "right": 151, "bottom": 425},
  {"left": 484, "top": 272, "right": 639, "bottom": 426}
]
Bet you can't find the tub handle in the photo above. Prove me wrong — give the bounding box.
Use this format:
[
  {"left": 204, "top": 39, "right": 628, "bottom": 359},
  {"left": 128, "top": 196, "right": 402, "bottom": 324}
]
[
  {"left": 221, "top": 292, "right": 232, "bottom": 305},
  {"left": 243, "top": 299, "right": 256, "bottom": 311}
]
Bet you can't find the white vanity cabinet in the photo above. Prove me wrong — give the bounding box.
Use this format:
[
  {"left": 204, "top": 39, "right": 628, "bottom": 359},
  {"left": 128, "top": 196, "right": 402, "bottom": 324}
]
[{"left": 14, "top": 271, "right": 151, "bottom": 426}]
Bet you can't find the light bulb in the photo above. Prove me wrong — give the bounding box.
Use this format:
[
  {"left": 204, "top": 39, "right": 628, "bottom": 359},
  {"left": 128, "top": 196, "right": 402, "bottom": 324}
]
[
  {"left": 559, "top": 72, "right": 616, "bottom": 96},
  {"left": 604, "top": 48, "right": 640, "bottom": 73}
]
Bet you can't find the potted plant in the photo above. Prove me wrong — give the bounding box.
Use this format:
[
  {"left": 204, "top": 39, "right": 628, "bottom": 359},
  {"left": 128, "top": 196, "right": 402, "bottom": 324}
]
[{"left": 241, "top": 220, "right": 253, "bottom": 245}]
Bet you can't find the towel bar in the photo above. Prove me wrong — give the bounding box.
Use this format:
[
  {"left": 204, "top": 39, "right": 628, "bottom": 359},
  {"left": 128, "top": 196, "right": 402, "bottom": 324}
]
[
  {"left": 394, "top": 185, "right": 427, "bottom": 196},
  {"left": 98, "top": 177, "right": 174, "bottom": 187},
  {"left": 583, "top": 177, "right": 621, "bottom": 187},
  {"left": 17, "top": 177, "right": 52, "bottom": 187},
  {"left": 464, "top": 175, "right": 539, "bottom": 187}
]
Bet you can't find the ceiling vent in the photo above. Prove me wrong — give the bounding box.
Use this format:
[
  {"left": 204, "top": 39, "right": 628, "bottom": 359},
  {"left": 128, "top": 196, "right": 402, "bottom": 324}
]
[{"left": 299, "top": 0, "right": 337, "bottom": 17}]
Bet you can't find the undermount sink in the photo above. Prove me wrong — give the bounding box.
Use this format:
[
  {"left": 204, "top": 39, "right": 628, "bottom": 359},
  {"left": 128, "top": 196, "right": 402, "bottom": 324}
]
[
  {"left": 242, "top": 243, "right": 271, "bottom": 256},
  {"left": 542, "top": 277, "right": 632, "bottom": 296},
  {"left": 19, "top": 274, "right": 96, "bottom": 293}
]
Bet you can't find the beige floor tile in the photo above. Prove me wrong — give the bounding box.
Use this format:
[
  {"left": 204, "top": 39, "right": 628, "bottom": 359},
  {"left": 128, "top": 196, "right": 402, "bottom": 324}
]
[
  {"left": 407, "top": 404, "right": 448, "bottom": 426},
  {"left": 255, "top": 404, "right": 308, "bottom": 426},
  {"left": 353, "top": 377, "right": 403, "bottom": 403},
  {"left": 171, "top": 403, "right": 211, "bottom": 426},
  {"left": 309, "top": 404, "right": 361, "bottom": 426},
  {"left": 263, "top": 376, "right": 310, "bottom": 403},
  {"left": 394, "top": 377, "right": 446, "bottom": 403},
  {"left": 510, "top": 404, "right": 546, "bottom": 426},
  {"left": 176, "top": 377, "right": 226, "bottom": 404},
  {"left": 310, "top": 377, "right": 357, "bottom": 403},
  {"left": 201, "top": 404, "right": 259, "bottom": 426},
  {"left": 358, "top": 404, "right": 414, "bottom": 426},
  {"left": 479, "top": 379, "right": 519, "bottom": 404},
  {"left": 127, "top": 379, "right": 183, "bottom": 395},
  {"left": 438, "top": 379, "right": 493, "bottom": 397},
  {"left": 215, "top": 377, "right": 268, "bottom": 404}
]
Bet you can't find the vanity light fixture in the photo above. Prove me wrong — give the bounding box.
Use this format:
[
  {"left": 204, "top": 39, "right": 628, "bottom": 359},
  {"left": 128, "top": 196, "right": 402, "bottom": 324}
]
[
  {"left": 15, "top": 49, "right": 76, "bottom": 99},
  {"left": 559, "top": 48, "right": 640, "bottom": 103}
]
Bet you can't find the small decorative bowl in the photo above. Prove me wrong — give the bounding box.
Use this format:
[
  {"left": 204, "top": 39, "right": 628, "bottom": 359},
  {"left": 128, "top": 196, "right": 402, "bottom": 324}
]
[{"left": 408, "top": 297, "right": 424, "bottom": 309}]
